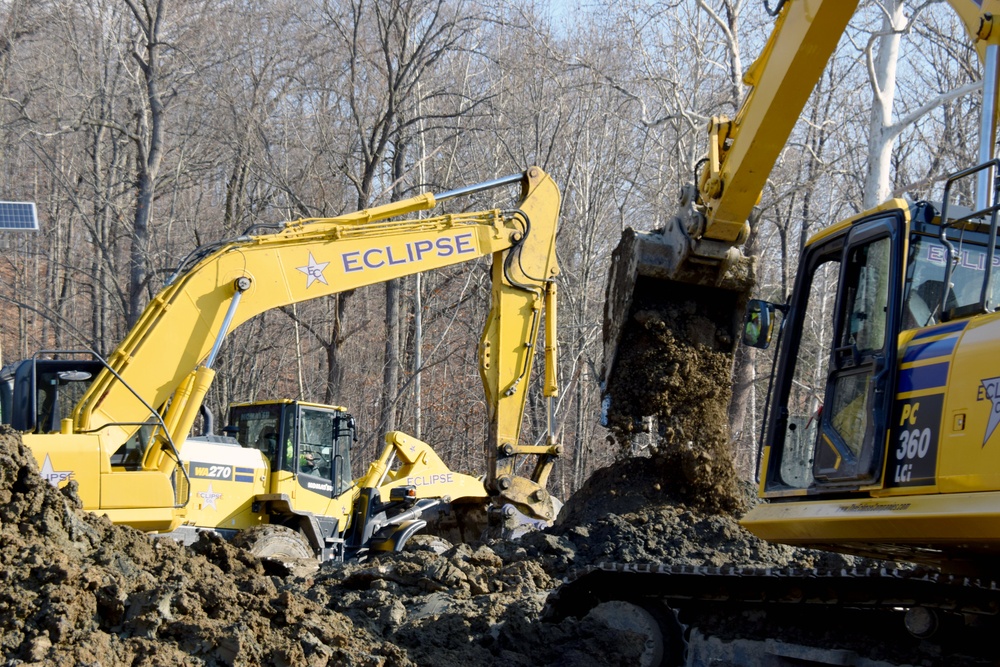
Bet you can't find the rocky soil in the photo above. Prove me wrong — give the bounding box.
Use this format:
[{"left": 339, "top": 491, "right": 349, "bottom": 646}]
[
  {"left": 0, "top": 420, "right": 832, "bottom": 667},
  {"left": 0, "top": 277, "right": 872, "bottom": 666}
]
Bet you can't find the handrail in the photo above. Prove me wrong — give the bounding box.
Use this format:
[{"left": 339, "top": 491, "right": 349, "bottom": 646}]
[{"left": 936, "top": 159, "right": 1000, "bottom": 320}]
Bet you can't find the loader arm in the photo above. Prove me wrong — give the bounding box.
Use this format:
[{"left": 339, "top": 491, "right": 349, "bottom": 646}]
[{"left": 71, "top": 167, "right": 561, "bottom": 521}]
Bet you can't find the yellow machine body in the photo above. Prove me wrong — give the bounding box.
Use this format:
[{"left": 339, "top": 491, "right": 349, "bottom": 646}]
[
  {"left": 597, "top": 0, "right": 1000, "bottom": 573},
  {"left": 596, "top": 0, "right": 1000, "bottom": 575},
  {"left": 744, "top": 196, "right": 1000, "bottom": 571},
  {"left": 8, "top": 167, "right": 560, "bottom": 557}
]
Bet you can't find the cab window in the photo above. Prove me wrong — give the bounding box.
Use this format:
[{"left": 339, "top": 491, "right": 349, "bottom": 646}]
[{"left": 298, "top": 408, "right": 335, "bottom": 477}]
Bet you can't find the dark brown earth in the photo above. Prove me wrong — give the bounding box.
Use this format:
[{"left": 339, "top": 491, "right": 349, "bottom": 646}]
[
  {"left": 0, "top": 425, "right": 408, "bottom": 666},
  {"left": 0, "top": 419, "right": 837, "bottom": 667},
  {"left": 0, "top": 278, "right": 856, "bottom": 666}
]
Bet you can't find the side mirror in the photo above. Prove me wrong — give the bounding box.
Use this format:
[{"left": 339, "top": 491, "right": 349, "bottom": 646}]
[{"left": 742, "top": 299, "right": 777, "bottom": 349}]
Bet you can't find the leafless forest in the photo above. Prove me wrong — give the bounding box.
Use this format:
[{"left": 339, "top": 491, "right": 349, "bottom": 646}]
[{"left": 0, "top": 0, "right": 983, "bottom": 499}]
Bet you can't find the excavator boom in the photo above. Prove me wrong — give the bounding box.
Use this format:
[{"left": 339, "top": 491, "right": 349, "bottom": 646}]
[
  {"left": 602, "top": 0, "right": 994, "bottom": 416},
  {"left": 9, "top": 167, "right": 562, "bottom": 539}
]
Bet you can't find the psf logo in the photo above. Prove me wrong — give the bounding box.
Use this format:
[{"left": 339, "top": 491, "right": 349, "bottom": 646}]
[
  {"left": 40, "top": 454, "right": 73, "bottom": 487},
  {"left": 197, "top": 483, "right": 222, "bottom": 510},
  {"left": 977, "top": 376, "right": 1000, "bottom": 446}
]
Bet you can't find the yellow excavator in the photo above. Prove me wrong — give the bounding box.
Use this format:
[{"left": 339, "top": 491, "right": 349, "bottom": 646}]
[
  {"left": 0, "top": 166, "right": 561, "bottom": 560},
  {"left": 557, "top": 1, "right": 1000, "bottom": 665}
]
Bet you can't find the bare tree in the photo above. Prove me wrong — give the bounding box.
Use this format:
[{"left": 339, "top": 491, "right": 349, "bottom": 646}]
[
  {"left": 121, "top": 0, "right": 166, "bottom": 326},
  {"left": 863, "top": 0, "right": 981, "bottom": 208}
]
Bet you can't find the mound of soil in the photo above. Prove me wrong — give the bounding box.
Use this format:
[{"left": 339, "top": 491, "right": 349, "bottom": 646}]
[
  {"left": 1, "top": 420, "right": 848, "bottom": 667},
  {"left": 0, "top": 425, "right": 405, "bottom": 666},
  {"left": 0, "top": 424, "right": 661, "bottom": 666},
  {"left": 550, "top": 456, "right": 853, "bottom": 572}
]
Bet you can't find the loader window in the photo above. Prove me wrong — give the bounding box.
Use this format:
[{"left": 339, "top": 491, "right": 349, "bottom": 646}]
[
  {"left": 333, "top": 415, "right": 355, "bottom": 492},
  {"left": 298, "top": 408, "right": 352, "bottom": 493},
  {"left": 298, "top": 410, "right": 332, "bottom": 476},
  {"left": 229, "top": 404, "right": 283, "bottom": 467}
]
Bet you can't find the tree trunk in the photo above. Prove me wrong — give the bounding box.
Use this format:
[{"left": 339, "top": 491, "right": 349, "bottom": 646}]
[
  {"left": 863, "top": 0, "right": 904, "bottom": 209},
  {"left": 125, "top": 0, "right": 166, "bottom": 327},
  {"left": 323, "top": 293, "right": 350, "bottom": 406},
  {"left": 380, "top": 142, "right": 406, "bottom": 433}
]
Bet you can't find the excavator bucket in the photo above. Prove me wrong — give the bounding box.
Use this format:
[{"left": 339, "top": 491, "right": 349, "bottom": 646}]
[{"left": 601, "top": 225, "right": 755, "bottom": 436}]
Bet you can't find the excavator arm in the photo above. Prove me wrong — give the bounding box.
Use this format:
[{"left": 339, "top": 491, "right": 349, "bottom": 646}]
[
  {"left": 703, "top": 0, "right": 994, "bottom": 235},
  {"left": 552, "top": 5, "right": 1000, "bottom": 661},
  {"left": 68, "top": 166, "right": 561, "bottom": 521},
  {"left": 603, "top": 0, "right": 998, "bottom": 413}
]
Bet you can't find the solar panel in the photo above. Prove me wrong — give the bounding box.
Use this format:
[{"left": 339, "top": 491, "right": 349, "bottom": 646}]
[{"left": 0, "top": 201, "right": 38, "bottom": 230}]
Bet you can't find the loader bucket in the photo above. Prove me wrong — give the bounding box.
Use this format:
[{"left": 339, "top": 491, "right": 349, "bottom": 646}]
[{"left": 601, "top": 227, "right": 755, "bottom": 435}]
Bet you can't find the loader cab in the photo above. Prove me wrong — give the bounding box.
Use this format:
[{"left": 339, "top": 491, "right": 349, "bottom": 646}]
[{"left": 227, "top": 400, "right": 355, "bottom": 497}]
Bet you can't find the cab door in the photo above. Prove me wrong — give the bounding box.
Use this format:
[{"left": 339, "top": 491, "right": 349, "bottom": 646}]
[{"left": 812, "top": 215, "right": 905, "bottom": 484}]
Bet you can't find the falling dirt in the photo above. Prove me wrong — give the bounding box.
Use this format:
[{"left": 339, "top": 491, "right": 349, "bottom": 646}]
[{"left": 602, "top": 277, "right": 745, "bottom": 515}]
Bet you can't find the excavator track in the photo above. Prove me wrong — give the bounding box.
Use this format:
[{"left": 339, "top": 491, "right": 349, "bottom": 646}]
[{"left": 545, "top": 563, "right": 1000, "bottom": 666}]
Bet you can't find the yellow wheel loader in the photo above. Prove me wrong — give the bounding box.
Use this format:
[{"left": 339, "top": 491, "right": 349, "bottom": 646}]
[
  {"left": 1, "top": 167, "right": 562, "bottom": 561},
  {"left": 558, "top": 1, "right": 1000, "bottom": 664}
]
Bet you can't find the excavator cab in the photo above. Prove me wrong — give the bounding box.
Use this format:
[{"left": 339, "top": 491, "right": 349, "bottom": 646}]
[
  {"left": 1, "top": 357, "right": 102, "bottom": 433},
  {"left": 743, "top": 176, "right": 1000, "bottom": 567},
  {"left": 760, "top": 208, "right": 907, "bottom": 491}
]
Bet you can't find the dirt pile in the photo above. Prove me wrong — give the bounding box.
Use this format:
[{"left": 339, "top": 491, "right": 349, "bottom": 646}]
[
  {"left": 0, "top": 422, "right": 835, "bottom": 667},
  {"left": 603, "top": 280, "right": 745, "bottom": 515},
  {"left": 0, "top": 424, "right": 657, "bottom": 666},
  {"left": 549, "top": 456, "right": 853, "bottom": 571},
  {"left": 0, "top": 425, "right": 407, "bottom": 666}
]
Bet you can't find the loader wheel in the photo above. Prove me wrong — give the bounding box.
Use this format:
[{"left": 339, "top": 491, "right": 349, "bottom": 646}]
[{"left": 233, "top": 525, "right": 314, "bottom": 560}]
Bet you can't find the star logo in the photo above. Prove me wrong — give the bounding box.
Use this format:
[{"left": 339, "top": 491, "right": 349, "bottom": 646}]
[
  {"left": 198, "top": 483, "right": 222, "bottom": 510},
  {"left": 39, "top": 454, "right": 73, "bottom": 487},
  {"left": 978, "top": 376, "right": 1000, "bottom": 446},
  {"left": 296, "top": 252, "right": 330, "bottom": 288}
]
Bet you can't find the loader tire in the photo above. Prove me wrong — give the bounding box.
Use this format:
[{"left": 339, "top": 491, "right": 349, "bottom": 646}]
[{"left": 233, "top": 525, "right": 315, "bottom": 560}]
